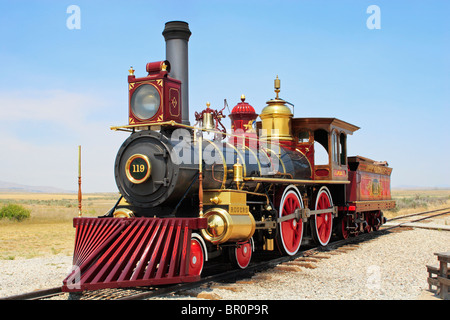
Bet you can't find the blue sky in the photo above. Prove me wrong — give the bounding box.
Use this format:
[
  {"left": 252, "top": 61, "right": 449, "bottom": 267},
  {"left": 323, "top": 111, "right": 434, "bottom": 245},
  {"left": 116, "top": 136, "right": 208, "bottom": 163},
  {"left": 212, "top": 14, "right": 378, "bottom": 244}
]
[{"left": 0, "top": 0, "right": 448, "bottom": 192}]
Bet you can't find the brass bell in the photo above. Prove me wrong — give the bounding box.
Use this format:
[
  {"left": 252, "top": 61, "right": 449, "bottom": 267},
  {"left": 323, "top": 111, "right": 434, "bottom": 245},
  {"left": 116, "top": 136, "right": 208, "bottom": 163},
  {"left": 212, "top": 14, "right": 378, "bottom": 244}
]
[{"left": 202, "top": 102, "right": 214, "bottom": 130}]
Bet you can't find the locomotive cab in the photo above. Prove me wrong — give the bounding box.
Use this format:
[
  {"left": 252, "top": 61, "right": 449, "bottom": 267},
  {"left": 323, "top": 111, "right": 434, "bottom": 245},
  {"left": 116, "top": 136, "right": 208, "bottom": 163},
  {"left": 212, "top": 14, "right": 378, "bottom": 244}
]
[{"left": 291, "top": 118, "right": 360, "bottom": 182}]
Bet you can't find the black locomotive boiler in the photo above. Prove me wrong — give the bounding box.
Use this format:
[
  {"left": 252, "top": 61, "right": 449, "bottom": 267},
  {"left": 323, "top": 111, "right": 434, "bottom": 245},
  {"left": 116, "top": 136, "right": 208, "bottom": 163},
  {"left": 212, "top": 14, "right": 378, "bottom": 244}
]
[{"left": 62, "top": 21, "right": 395, "bottom": 292}]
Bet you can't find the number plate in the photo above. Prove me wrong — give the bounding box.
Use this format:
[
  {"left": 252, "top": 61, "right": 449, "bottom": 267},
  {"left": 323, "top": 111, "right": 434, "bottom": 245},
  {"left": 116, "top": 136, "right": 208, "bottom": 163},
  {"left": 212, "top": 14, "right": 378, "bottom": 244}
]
[{"left": 125, "top": 154, "right": 151, "bottom": 184}]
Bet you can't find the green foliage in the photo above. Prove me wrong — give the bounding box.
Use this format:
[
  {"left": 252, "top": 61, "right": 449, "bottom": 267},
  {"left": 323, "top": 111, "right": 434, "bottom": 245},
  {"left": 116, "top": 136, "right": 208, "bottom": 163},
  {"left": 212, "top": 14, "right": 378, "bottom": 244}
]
[{"left": 0, "top": 203, "right": 31, "bottom": 221}]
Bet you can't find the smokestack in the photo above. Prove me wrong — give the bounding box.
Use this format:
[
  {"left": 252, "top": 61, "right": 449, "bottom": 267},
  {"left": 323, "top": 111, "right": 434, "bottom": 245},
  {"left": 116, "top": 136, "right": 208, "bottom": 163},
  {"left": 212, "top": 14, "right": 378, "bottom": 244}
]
[{"left": 162, "top": 21, "right": 192, "bottom": 125}]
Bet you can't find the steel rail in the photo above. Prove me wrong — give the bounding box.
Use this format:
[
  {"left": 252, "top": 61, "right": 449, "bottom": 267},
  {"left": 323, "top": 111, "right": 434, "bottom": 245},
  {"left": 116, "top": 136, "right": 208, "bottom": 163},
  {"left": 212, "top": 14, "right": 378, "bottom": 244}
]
[
  {"left": 0, "top": 286, "right": 62, "bottom": 300},
  {"left": 387, "top": 207, "right": 450, "bottom": 222}
]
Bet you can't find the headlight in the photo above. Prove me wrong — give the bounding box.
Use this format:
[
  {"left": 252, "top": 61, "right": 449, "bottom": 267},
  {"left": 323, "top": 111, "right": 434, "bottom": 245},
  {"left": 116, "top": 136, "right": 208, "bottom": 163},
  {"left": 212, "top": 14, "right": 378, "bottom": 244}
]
[
  {"left": 205, "top": 213, "right": 227, "bottom": 239},
  {"left": 131, "top": 84, "right": 161, "bottom": 120}
]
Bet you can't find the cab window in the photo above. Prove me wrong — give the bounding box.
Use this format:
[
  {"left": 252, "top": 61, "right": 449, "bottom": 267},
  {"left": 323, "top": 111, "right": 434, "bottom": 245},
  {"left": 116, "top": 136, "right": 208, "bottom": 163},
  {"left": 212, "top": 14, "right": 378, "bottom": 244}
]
[
  {"left": 340, "top": 133, "right": 347, "bottom": 165},
  {"left": 314, "top": 129, "right": 329, "bottom": 165},
  {"left": 332, "top": 131, "right": 339, "bottom": 163},
  {"left": 297, "top": 130, "right": 310, "bottom": 143}
]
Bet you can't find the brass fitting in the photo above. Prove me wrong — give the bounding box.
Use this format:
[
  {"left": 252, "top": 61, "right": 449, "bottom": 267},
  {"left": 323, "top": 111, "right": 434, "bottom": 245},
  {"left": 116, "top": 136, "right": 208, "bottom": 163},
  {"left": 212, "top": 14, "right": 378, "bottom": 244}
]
[{"left": 233, "top": 158, "right": 243, "bottom": 189}]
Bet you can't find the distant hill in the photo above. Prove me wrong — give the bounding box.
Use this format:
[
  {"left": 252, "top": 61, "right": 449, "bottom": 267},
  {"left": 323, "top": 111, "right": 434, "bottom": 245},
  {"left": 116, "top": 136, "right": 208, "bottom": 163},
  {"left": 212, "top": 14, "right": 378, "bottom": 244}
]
[{"left": 0, "top": 180, "right": 75, "bottom": 194}]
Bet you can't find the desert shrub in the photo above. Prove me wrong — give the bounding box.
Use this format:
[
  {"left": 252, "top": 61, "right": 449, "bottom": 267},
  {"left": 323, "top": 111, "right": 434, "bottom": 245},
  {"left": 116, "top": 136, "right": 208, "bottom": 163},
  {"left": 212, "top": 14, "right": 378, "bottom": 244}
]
[
  {"left": 387, "top": 193, "right": 449, "bottom": 214},
  {"left": 0, "top": 203, "right": 31, "bottom": 221},
  {"left": 395, "top": 194, "right": 448, "bottom": 210}
]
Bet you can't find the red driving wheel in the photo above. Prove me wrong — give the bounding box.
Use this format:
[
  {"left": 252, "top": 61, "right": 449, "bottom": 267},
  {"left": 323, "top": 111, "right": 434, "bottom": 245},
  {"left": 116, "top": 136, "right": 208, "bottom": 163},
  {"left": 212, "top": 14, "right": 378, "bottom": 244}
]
[
  {"left": 277, "top": 187, "right": 303, "bottom": 256},
  {"left": 336, "top": 214, "right": 350, "bottom": 240},
  {"left": 311, "top": 187, "right": 333, "bottom": 246}
]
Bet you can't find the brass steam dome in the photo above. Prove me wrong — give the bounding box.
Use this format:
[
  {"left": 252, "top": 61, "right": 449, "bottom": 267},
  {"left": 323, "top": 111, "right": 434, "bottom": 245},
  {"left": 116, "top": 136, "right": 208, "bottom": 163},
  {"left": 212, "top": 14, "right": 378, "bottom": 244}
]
[{"left": 259, "top": 76, "right": 293, "bottom": 141}]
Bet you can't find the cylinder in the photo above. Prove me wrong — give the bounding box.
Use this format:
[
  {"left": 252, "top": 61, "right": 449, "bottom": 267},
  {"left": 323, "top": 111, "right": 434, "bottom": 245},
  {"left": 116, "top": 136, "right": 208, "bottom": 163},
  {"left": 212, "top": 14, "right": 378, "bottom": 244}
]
[
  {"left": 201, "top": 207, "right": 256, "bottom": 244},
  {"left": 162, "top": 21, "right": 191, "bottom": 125}
]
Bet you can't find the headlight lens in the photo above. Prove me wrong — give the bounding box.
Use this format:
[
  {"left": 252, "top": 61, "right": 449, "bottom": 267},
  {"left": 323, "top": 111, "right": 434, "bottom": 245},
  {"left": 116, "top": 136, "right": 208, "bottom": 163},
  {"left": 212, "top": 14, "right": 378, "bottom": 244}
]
[{"left": 131, "top": 84, "right": 161, "bottom": 120}]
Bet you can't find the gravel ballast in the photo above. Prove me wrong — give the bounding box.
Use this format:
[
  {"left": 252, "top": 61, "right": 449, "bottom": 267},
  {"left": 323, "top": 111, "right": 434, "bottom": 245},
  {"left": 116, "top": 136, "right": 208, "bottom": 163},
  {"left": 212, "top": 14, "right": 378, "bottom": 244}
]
[
  {"left": 0, "top": 255, "right": 72, "bottom": 298},
  {"left": 0, "top": 227, "right": 448, "bottom": 300},
  {"left": 202, "top": 228, "right": 449, "bottom": 300}
]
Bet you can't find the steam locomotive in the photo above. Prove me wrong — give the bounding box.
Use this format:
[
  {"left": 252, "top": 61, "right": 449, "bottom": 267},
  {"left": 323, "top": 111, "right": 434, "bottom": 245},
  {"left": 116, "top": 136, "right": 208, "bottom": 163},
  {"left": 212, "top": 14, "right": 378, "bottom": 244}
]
[{"left": 62, "top": 21, "right": 395, "bottom": 292}]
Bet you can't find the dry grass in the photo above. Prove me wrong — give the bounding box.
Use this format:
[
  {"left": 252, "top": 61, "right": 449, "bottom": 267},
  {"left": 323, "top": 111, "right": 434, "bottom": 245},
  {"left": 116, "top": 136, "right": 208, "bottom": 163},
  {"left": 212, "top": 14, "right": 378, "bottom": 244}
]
[
  {"left": 384, "top": 189, "right": 450, "bottom": 218},
  {"left": 0, "top": 193, "right": 118, "bottom": 260},
  {"left": 0, "top": 221, "right": 75, "bottom": 259}
]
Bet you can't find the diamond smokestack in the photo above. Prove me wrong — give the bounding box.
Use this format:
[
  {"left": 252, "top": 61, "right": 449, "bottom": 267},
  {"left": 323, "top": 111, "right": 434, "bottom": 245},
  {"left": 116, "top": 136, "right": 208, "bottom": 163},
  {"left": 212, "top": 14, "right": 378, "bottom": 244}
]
[{"left": 162, "top": 21, "right": 192, "bottom": 125}]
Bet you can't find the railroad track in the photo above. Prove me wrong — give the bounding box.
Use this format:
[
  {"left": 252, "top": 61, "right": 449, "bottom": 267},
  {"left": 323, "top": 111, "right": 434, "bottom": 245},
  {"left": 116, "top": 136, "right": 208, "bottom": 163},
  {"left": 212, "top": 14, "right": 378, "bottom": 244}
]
[
  {"left": 386, "top": 207, "right": 450, "bottom": 222},
  {"left": 0, "top": 287, "right": 63, "bottom": 300},
  {"left": 382, "top": 207, "right": 450, "bottom": 230},
  {"left": 3, "top": 207, "right": 449, "bottom": 300}
]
